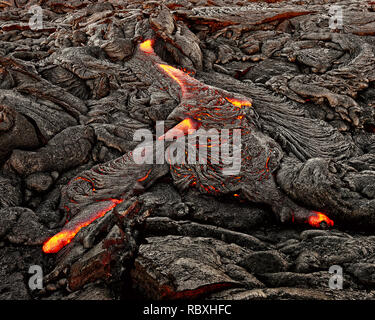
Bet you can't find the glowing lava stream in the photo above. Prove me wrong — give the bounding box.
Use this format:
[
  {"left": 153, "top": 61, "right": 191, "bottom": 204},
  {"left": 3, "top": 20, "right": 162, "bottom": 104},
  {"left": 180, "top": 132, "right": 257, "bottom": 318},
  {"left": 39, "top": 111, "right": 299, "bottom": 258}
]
[
  {"left": 158, "top": 64, "right": 189, "bottom": 95},
  {"left": 42, "top": 199, "right": 123, "bottom": 254},
  {"left": 140, "top": 39, "right": 252, "bottom": 109}
]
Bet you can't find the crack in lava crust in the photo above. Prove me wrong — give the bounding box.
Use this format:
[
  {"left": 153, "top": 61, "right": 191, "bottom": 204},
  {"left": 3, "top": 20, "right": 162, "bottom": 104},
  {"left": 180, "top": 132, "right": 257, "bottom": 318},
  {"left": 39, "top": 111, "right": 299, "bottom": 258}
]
[{"left": 43, "top": 199, "right": 123, "bottom": 253}]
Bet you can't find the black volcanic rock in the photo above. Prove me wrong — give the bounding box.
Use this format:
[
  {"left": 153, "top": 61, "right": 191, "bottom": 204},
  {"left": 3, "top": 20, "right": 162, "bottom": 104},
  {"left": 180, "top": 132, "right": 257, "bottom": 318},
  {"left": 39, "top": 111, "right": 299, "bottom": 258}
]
[{"left": 0, "top": 0, "right": 375, "bottom": 301}]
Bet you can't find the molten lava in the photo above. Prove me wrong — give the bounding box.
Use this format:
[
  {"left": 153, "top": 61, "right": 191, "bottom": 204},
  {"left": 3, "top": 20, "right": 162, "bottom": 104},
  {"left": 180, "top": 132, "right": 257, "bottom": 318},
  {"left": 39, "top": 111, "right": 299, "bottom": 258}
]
[
  {"left": 225, "top": 97, "right": 252, "bottom": 108},
  {"left": 159, "top": 118, "right": 201, "bottom": 141},
  {"left": 139, "top": 39, "right": 155, "bottom": 54},
  {"left": 308, "top": 211, "right": 334, "bottom": 228},
  {"left": 43, "top": 199, "right": 123, "bottom": 253},
  {"left": 158, "top": 64, "right": 189, "bottom": 94}
]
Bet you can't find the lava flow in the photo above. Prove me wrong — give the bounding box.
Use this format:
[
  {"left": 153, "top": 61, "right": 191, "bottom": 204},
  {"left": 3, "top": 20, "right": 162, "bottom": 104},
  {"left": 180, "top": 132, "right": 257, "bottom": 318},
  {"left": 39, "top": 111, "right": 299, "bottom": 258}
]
[
  {"left": 42, "top": 40, "right": 334, "bottom": 254},
  {"left": 307, "top": 211, "right": 334, "bottom": 228},
  {"left": 158, "top": 64, "right": 190, "bottom": 95},
  {"left": 43, "top": 199, "right": 123, "bottom": 253}
]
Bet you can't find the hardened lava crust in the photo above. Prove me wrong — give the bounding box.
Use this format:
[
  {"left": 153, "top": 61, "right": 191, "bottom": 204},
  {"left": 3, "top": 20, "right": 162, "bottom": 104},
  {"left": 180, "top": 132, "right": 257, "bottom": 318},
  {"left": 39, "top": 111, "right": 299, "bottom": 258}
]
[{"left": 0, "top": 0, "right": 375, "bottom": 300}]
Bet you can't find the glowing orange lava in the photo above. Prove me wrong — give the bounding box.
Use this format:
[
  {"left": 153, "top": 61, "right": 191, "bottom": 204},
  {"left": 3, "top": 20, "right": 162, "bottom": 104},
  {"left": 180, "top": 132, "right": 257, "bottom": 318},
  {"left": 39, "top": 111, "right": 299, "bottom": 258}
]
[
  {"left": 158, "top": 64, "right": 188, "bottom": 94},
  {"left": 159, "top": 118, "right": 201, "bottom": 141},
  {"left": 42, "top": 199, "right": 123, "bottom": 254},
  {"left": 308, "top": 211, "right": 334, "bottom": 228},
  {"left": 225, "top": 97, "right": 252, "bottom": 108},
  {"left": 139, "top": 39, "right": 155, "bottom": 54}
]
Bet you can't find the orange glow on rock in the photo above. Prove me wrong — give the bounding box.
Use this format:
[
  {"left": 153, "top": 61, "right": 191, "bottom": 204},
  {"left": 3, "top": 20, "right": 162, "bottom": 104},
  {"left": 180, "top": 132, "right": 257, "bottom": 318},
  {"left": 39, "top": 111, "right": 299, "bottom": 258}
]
[
  {"left": 42, "top": 199, "right": 123, "bottom": 254},
  {"left": 159, "top": 118, "right": 201, "bottom": 141},
  {"left": 138, "top": 169, "right": 152, "bottom": 182},
  {"left": 308, "top": 211, "right": 334, "bottom": 228},
  {"left": 225, "top": 97, "right": 252, "bottom": 108},
  {"left": 139, "top": 39, "right": 155, "bottom": 54}
]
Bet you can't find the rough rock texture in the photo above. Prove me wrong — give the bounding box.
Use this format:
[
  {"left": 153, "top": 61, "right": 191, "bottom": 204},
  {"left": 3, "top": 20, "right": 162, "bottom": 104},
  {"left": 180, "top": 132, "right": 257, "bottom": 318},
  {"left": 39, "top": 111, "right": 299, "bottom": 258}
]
[{"left": 0, "top": 0, "right": 375, "bottom": 301}]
